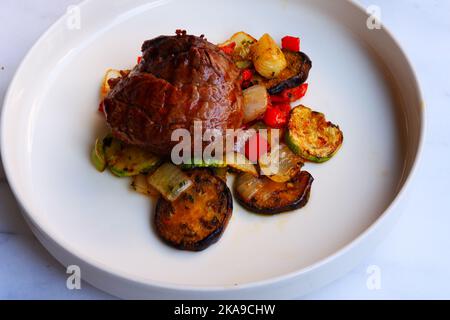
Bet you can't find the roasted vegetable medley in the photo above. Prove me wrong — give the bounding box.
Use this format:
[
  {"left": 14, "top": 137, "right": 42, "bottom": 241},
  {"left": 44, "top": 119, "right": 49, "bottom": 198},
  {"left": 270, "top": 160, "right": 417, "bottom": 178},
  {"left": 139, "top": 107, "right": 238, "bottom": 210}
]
[{"left": 91, "top": 31, "right": 343, "bottom": 251}]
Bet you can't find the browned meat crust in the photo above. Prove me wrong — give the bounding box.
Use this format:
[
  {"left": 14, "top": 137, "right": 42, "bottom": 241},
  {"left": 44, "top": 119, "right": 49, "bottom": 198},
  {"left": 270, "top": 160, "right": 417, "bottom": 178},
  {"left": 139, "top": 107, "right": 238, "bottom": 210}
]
[{"left": 104, "top": 31, "right": 244, "bottom": 156}]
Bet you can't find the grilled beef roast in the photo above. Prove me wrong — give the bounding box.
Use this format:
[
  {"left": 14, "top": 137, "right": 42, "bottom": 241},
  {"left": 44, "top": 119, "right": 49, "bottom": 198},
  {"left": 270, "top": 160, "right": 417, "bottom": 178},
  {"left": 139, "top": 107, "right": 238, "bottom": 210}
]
[{"left": 103, "top": 31, "right": 244, "bottom": 156}]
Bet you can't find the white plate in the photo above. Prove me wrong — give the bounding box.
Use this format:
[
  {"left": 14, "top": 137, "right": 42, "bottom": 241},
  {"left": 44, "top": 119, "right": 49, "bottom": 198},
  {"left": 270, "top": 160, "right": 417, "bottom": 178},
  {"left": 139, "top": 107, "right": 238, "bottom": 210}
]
[{"left": 1, "top": 0, "right": 423, "bottom": 299}]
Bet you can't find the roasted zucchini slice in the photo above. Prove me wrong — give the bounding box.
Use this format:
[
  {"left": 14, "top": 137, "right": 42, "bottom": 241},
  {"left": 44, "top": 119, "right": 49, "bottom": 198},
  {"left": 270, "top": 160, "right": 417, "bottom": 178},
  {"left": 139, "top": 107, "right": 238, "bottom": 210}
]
[
  {"left": 91, "top": 137, "right": 106, "bottom": 172},
  {"left": 286, "top": 105, "right": 343, "bottom": 163},
  {"left": 103, "top": 135, "right": 161, "bottom": 177},
  {"left": 155, "top": 169, "right": 233, "bottom": 251},
  {"left": 234, "top": 171, "right": 313, "bottom": 215},
  {"left": 253, "top": 49, "right": 312, "bottom": 95},
  {"left": 180, "top": 158, "right": 227, "bottom": 169}
]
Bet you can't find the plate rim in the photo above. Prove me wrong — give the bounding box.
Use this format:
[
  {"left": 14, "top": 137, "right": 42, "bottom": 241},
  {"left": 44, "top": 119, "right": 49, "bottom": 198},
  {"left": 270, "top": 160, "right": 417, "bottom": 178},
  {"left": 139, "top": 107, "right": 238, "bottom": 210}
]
[{"left": 1, "top": 0, "right": 425, "bottom": 294}]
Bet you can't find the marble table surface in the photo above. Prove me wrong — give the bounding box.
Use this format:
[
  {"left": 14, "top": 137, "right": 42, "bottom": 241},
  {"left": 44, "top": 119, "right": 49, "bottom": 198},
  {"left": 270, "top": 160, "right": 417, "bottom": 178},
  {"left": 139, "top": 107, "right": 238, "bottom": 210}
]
[{"left": 0, "top": 0, "right": 449, "bottom": 299}]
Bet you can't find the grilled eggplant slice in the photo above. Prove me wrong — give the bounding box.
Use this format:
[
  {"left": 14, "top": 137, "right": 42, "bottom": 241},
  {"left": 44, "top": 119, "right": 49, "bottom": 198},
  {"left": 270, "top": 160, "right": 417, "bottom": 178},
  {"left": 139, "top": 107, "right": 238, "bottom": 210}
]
[
  {"left": 235, "top": 171, "right": 313, "bottom": 214},
  {"left": 155, "top": 169, "right": 233, "bottom": 251},
  {"left": 103, "top": 135, "right": 161, "bottom": 177},
  {"left": 253, "top": 49, "right": 312, "bottom": 95},
  {"left": 286, "top": 105, "right": 343, "bottom": 163}
]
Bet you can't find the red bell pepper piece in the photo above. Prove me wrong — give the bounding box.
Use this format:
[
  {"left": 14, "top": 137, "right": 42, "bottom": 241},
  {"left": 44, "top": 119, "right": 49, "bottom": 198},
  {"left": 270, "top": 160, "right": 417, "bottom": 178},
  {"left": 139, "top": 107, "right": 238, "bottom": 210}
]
[
  {"left": 281, "top": 83, "right": 308, "bottom": 101},
  {"left": 263, "top": 104, "right": 290, "bottom": 128},
  {"left": 244, "top": 132, "right": 270, "bottom": 162},
  {"left": 270, "top": 83, "right": 308, "bottom": 104},
  {"left": 220, "top": 42, "right": 236, "bottom": 55},
  {"left": 276, "top": 103, "right": 292, "bottom": 114},
  {"left": 281, "top": 36, "right": 300, "bottom": 52},
  {"left": 241, "top": 68, "right": 253, "bottom": 89},
  {"left": 242, "top": 69, "right": 253, "bottom": 82},
  {"left": 137, "top": 56, "right": 142, "bottom": 64},
  {"left": 270, "top": 95, "right": 290, "bottom": 104}
]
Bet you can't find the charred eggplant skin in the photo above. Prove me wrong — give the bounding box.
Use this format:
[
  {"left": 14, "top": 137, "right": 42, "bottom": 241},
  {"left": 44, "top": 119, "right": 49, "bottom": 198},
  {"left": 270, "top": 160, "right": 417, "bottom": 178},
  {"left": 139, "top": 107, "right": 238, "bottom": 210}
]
[
  {"left": 235, "top": 171, "right": 314, "bottom": 215},
  {"left": 155, "top": 169, "right": 233, "bottom": 251},
  {"left": 267, "top": 51, "right": 312, "bottom": 95}
]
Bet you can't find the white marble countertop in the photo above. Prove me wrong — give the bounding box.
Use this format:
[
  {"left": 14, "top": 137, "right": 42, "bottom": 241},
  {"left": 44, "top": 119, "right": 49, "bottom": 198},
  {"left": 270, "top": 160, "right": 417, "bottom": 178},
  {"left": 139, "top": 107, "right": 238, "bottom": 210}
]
[{"left": 0, "top": 0, "right": 449, "bottom": 299}]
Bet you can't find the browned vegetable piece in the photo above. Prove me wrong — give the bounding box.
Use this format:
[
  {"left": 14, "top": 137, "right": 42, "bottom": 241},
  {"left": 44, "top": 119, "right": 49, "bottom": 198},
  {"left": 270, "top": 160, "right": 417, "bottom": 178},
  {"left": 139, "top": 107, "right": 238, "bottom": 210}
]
[
  {"left": 101, "top": 69, "right": 130, "bottom": 98},
  {"left": 234, "top": 171, "right": 313, "bottom": 215},
  {"left": 252, "top": 50, "right": 312, "bottom": 95},
  {"left": 155, "top": 169, "right": 233, "bottom": 251},
  {"left": 131, "top": 173, "right": 160, "bottom": 197},
  {"left": 286, "top": 105, "right": 343, "bottom": 163},
  {"left": 218, "top": 31, "right": 256, "bottom": 69},
  {"left": 213, "top": 167, "right": 228, "bottom": 182}
]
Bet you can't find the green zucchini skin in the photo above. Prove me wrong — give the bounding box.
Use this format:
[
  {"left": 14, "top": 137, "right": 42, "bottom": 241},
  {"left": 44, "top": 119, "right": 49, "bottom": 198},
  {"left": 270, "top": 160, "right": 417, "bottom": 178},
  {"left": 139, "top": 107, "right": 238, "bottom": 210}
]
[
  {"left": 179, "top": 158, "right": 227, "bottom": 169},
  {"left": 285, "top": 132, "right": 339, "bottom": 163},
  {"left": 91, "top": 137, "right": 106, "bottom": 172},
  {"left": 103, "top": 135, "right": 161, "bottom": 177},
  {"left": 286, "top": 105, "right": 343, "bottom": 163}
]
